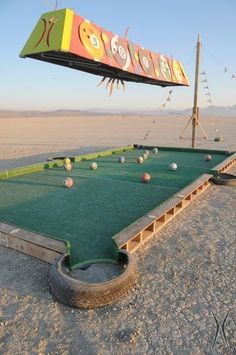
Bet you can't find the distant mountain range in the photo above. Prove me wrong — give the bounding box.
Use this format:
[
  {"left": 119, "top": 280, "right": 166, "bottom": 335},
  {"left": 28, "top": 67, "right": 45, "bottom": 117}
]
[
  {"left": 0, "top": 105, "right": 236, "bottom": 117},
  {"left": 165, "top": 104, "right": 236, "bottom": 117}
]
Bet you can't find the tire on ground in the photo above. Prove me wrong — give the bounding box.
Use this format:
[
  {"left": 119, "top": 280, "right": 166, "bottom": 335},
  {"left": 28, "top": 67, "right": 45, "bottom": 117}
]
[
  {"left": 211, "top": 173, "right": 236, "bottom": 186},
  {"left": 49, "top": 250, "right": 138, "bottom": 308}
]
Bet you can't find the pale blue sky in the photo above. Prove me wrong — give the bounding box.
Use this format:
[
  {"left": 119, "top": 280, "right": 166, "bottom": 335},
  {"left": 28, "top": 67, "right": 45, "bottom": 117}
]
[{"left": 0, "top": 0, "right": 235, "bottom": 111}]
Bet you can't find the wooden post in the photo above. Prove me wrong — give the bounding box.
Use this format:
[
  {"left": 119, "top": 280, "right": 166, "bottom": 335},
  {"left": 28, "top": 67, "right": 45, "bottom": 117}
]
[{"left": 192, "top": 34, "right": 201, "bottom": 148}]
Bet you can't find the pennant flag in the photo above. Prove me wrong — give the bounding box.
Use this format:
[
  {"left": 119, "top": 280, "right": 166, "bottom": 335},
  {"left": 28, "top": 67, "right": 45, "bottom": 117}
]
[{"left": 144, "top": 131, "right": 151, "bottom": 140}]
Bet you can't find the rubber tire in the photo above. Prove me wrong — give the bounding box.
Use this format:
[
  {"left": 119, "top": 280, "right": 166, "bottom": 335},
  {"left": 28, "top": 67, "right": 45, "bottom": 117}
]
[
  {"left": 49, "top": 250, "right": 138, "bottom": 308},
  {"left": 211, "top": 173, "right": 236, "bottom": 186}
]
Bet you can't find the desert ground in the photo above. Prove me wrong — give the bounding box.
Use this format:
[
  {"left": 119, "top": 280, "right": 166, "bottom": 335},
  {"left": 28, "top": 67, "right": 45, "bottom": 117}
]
[{"left": 0, "top": 114, "right": 236, "bottom": 354}]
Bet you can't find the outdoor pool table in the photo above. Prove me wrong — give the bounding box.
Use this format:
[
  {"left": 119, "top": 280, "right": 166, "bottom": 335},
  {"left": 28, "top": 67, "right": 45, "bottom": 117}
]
[{"left": 0, "top": 145, "right": 235, "bottom": 270}]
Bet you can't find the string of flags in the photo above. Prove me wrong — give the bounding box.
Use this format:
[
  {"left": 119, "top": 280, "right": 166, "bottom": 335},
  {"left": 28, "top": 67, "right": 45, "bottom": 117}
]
[
  {"left": 200, "top": 71, "right": 213, "bottom": 104},
  {"left": 143, "top": 45, "right": 235, "bottom": 143},
  {"left": 143, "top": 89, "right": 174, "bottom": 141},
  {"left": 200, "top": 67, "right": 223, "bottom": 138},
  {"left": 224, "top": 66, "right": 236, "bottom": 79},
  {"left": 202, "top": 45, "right": 236, "bottom": 81},
  {"left": 160, "top": 89, "right": 174, "bottom": 111}
]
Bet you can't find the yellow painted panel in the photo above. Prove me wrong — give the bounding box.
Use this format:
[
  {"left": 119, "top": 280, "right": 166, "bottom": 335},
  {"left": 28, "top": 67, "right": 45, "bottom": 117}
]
[{"left": 61, "top": 9, "right": 74, "bottom": 52}]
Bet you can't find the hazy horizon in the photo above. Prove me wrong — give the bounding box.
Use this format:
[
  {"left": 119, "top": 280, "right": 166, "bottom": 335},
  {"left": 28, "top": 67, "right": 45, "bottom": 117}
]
[{"left": 1, "top": 103, "right": 236, "bottom": 120}]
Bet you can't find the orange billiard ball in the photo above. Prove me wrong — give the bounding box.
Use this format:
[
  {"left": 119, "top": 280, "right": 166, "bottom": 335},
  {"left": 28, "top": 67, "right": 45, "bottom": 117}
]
[{"left": 141, "top": 173, "right": 151, "bottom": 183}]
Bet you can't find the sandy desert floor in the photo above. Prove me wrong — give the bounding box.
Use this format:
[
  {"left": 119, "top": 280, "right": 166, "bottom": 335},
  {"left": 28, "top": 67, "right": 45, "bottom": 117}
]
[
  {"left": 0, "top": 115, "right": 236, "bottom": 166},
  {"left": 0, "top": 114, "right": 236, "bottom": 354}
]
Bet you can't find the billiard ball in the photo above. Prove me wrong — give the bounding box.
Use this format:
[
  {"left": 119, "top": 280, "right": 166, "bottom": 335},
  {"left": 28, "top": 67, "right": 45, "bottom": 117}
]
[
  {"left": 142, "top": 173, "right": 151, "bottom": 183},
  {"left": 137, "top": 156, "right": 144, "bottom": 164},
  {"left": 153, "top": 147, "right": 158, "bottom": 154},
  {"left": 64, "top": 163, "right": 72, "bottom": 171},
  {"left": 119, "top": 156, "right": 125, "bottom": 163},
  {"left": 64, "top": 177, "right": 73, "bottom": 188},
  {"left": 90, "top": 162, "right": 98, "bottom": 170},
  {"left": 169, "top": 162, "right": 177, "bottom": 170},
  {"left": 64, "top": 157, "right": 71, "bottom": 164},
  {"left": 205, "top": 154, "right": 212, "bottom": 161},
  {"left": 142, "top": 153, "right": 148, "bottom": 160}
]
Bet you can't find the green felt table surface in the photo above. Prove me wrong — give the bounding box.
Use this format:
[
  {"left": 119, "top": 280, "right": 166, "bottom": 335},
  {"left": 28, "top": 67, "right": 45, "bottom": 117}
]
[{"left": 0, "top": 148, "right": 227, "bottom": 266}]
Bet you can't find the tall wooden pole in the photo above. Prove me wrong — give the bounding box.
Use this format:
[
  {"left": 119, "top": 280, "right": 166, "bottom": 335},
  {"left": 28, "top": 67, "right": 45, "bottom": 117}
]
[{"left": 192, "top": 34, "right": 201, "bottom": 148}]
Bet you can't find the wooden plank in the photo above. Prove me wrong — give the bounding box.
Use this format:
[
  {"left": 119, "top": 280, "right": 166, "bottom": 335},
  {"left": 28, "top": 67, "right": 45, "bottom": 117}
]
[
  {"left": 113, "top": 174, "right": 212, "bottom": 248},
  {"left": 0, "top": 222, "right": 14, "bottom": 233},
  {"left": 127, "top": 240, "right": 140, "bottom": 253},
  {"left": 145, "top": 197, "right": 181, "bottom": 222},
  {"left": 0, "top": 232, "right": 61, "bottom": 264},
  {"left": 173, "top": 174, "right": 212, "bottom": 199},
  {"left": 212, "top": 152, "right": 236, "bottom": 172},
  {"left": 142, "top": 229, "right": 153, "bottom": 239},
  {"left": 0, "top": 232, "right": 8, "bottom": 247},
  {"left": 113, "top": 216, "right": 155, "bottom": 248},
  {"left": 0, "top": 222, "right": 66, "bottom": 253}
]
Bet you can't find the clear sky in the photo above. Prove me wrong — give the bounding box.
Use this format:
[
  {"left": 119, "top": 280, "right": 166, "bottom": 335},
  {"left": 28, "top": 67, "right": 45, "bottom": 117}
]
[{"left": 0, "top": 0, "right": 235, "bottom": 111}]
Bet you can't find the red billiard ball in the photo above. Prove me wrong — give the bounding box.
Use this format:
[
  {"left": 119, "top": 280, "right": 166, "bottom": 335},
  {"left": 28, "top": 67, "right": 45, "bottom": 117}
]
[
  {"left": 64, "top": 177, "right": 73, "bottom": 188},
  {"left": 142, "top": 173, "right": 151, "bottom": 183}
]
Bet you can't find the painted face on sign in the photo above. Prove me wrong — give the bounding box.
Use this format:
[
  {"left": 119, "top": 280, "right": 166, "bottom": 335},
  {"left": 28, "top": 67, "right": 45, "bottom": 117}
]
[
  {"left": 159, "top": 55, "right": 172, "bottom": 81},
  {"left": 79, "top": 21, "right": 104, "bottom": 60}
]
